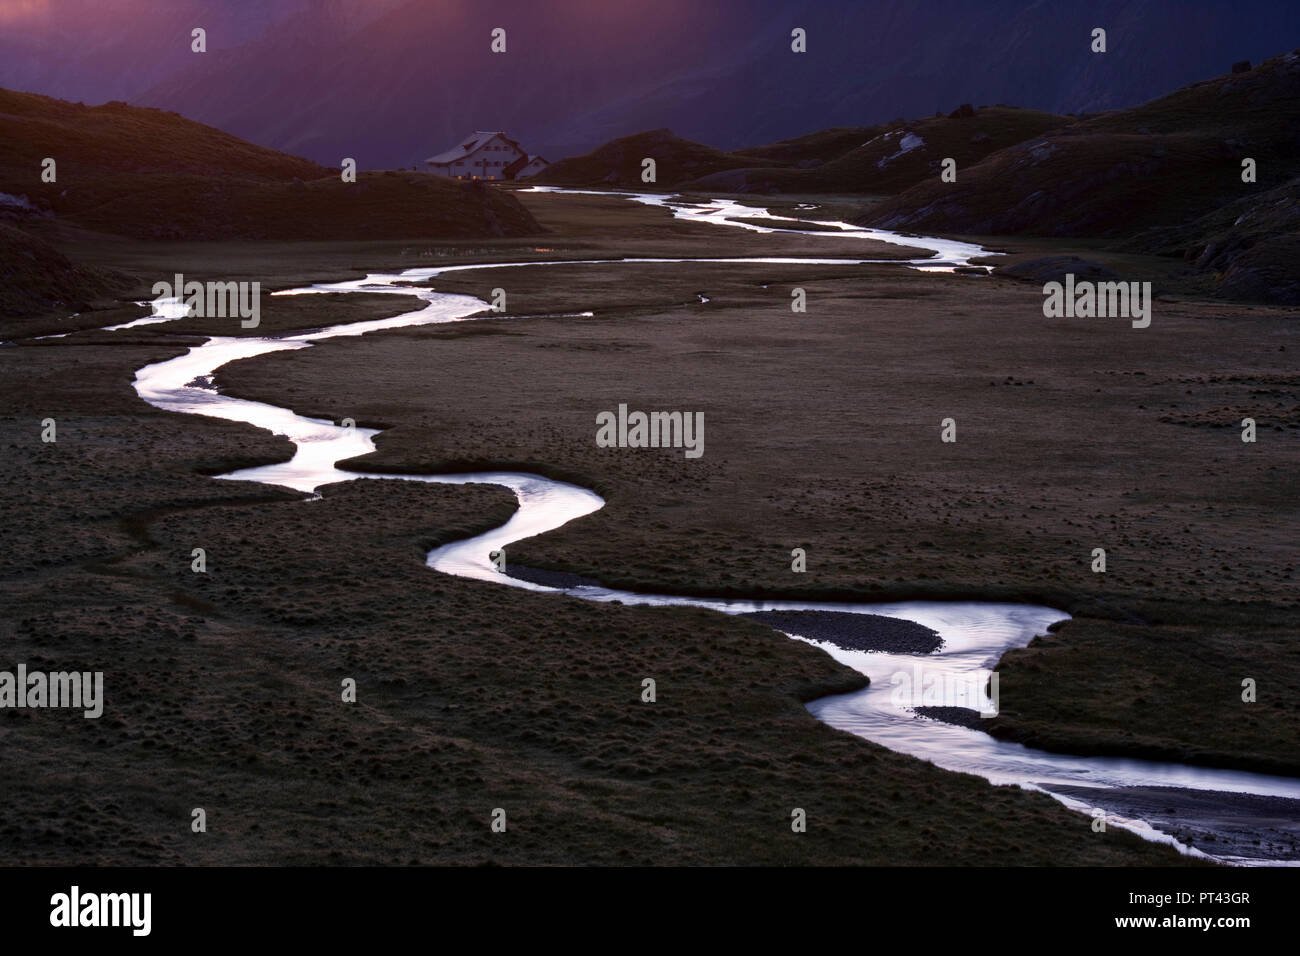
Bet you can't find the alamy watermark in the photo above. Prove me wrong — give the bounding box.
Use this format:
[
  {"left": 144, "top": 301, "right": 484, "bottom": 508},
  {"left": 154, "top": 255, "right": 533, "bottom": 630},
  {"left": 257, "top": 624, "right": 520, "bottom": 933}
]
[
  {"left": 890, "top": 663, "right": 999, "bottom": 717},
  {"left": 0, "top": 663, "right": 103, "bottom": 718},
  {"left": 595, "top": 403, "right": 704, "bottom": 458},
  {"left": 50, "top": 886, "right": 150, "bottom": 936},
  {"left": 152, "top": 273, "right": 261, "bottom": 328},
  {"left": 1042, "top": 273, "right": 1151, "bottom": 328}
]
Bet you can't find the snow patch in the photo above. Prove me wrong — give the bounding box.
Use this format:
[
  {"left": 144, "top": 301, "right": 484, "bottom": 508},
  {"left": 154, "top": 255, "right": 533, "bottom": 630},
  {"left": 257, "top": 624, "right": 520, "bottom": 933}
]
[
  {"left": 876, "top": 132, "right": 925, "bottom": 168},
  {"left": 0, "top": 192, "right": 36, "bottom": 210}
]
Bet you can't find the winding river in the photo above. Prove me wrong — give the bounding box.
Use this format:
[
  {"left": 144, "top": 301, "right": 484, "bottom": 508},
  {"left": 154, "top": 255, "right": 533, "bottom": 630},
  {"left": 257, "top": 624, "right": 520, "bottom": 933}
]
[{"left": 120, "top": 188, "right": 1300, "bottom": 865}]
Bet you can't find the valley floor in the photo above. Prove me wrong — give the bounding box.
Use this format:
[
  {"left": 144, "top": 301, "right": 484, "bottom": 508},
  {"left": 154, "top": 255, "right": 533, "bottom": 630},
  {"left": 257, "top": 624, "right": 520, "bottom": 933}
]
[{"left": 1, "top": 188, "right": 1293, "bottom": 864}]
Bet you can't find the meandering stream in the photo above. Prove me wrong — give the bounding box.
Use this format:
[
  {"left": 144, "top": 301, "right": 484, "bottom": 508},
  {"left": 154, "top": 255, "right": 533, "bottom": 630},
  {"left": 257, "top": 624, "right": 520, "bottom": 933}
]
[{"left": 122, "top": 188, "right": 1300, "bottom": 865}]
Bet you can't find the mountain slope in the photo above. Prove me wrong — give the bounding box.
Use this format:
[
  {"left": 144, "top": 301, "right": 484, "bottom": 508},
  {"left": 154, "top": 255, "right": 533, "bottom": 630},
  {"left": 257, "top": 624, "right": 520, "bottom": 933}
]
[
  {"left": 732, "top": 127, "right": 884, "bottom": 166},
  {"left": 532, "top": 129, "right": 783, "bottom": 190},
  {"left": 687, "top": 106, "right": 1069, "bottom": 194},
  {"left": 858, "top": 51, "right": 1300, "bottom": 237},
  {"left": 855, "top": 52, "right": 1300, "bottom": 303},
  {"left": 0, "top": 222, "right": 130, "bottom": 318},
  {"left": 0, "top": 88, "right": 541, "bottom": 240}
]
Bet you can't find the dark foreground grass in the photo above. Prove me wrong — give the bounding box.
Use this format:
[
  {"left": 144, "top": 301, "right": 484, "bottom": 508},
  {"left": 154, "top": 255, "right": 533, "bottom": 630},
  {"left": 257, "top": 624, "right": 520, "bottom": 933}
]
[
  {"left": 2, "top": 188, "right": 1288, "bottom": 864},
  {"left": 0, "top": 323, "right": 1177, "bottom": 865}
]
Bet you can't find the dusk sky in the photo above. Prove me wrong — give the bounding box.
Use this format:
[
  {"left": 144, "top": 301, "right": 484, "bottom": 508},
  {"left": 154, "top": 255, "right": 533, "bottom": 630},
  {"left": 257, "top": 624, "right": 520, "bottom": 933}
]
[{"left": 3, "top": 0, "right": 1298, "bottom": 166}]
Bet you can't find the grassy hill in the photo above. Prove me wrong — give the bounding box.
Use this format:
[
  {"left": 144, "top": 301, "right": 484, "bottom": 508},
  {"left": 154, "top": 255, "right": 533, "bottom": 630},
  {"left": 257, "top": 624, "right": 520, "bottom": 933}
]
[
  {"left": 859, "top": 51, "right": 1300, "bottom": 242},
  {"left": 854, "top": 52, "right": 1300, "bottom": 303},
  {"left": 536, "top": 108, "right": 1067, "bottom": 196},
  {"left": 533, "top": 128, "right": 785, "bottom": 190},
  {"left": 0, "top": 88, "right": 542, "bottom": 240},
  {"left": 1118, "top": 176, "right": 1300, "bottom": 304},
  {"left": 693, "top": 107, "right": 1068, "bottom": 194},
  {"left": 0, "top": 221, "right": 130, "bottom": 318},
  {"left": 865, "top": 130, "right": 1244, "bottom": 236},
  {"left": 42, "top": 170, "right": 543, "bottom": 241},
  {"left": 731, "top": 126, "right": 884, "bottom": 165}
]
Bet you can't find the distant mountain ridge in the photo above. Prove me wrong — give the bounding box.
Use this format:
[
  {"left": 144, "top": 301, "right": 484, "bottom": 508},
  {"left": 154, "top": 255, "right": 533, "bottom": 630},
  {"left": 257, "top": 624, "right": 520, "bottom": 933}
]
[
  {"left": 861, "top": 50, "right": 1300, "bottom": 235},
  {"left": 535, "top": 107, "right": 1071, "bottom": 193},
  {"left": 1, "top": 0, "right": 1297, "bottom": 169}
]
